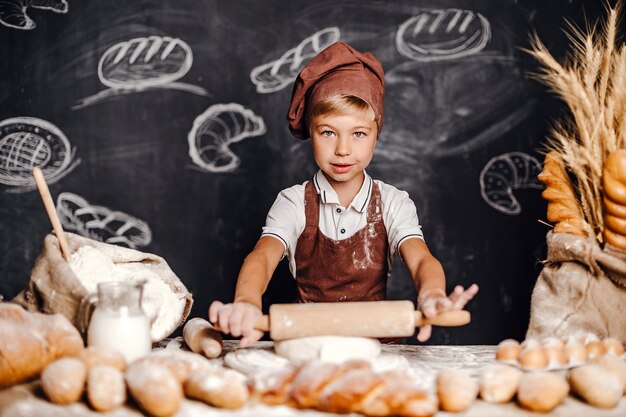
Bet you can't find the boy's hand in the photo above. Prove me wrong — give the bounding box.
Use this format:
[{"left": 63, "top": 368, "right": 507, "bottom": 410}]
[
  {"left": 208, "top": 301, "right": 264, "bottom": 347},
  {"left": 416, "top": 284, "right": 479, "bottom": 342}
]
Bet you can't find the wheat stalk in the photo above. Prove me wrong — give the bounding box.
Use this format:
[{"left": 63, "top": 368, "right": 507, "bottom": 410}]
[{"left": 527, "top": 2, "right": 625, "bottom": 244}]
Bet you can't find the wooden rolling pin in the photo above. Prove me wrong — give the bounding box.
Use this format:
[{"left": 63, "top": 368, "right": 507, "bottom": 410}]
[{"left": 217, "top": 300, "right": 471, "bottom": 340}]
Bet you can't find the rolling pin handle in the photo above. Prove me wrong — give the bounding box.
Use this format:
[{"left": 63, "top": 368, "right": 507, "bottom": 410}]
[
  {"left": 254, "top": 315, "right": 270, "bottom": 332},
  {"left": 413, "top": 310, "right": 471, "bottom": 327}
]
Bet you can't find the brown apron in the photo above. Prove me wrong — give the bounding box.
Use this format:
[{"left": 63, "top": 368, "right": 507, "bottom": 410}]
[{"left": 294, "top": 179, "right": 389, "bottom": 303}]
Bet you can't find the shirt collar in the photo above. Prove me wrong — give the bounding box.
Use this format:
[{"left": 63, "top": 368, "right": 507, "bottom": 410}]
[{"left": 312, "top": 170, "right": 372, "bottom": 213}]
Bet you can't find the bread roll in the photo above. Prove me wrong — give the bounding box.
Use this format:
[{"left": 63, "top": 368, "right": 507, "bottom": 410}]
[
  {"left": 569, "top": 364, "right": 623, "bottom": 408},
  {"left": 183, "top": 317, "right": 223, "bottom": 359},
  {"left": 0, "top": 303, "right": 84, "bottom": 387},
  {"left": 79, "top": 345, "right": 127, "bottom": 371},
  {"left": 603, "top": 338, "right": 625, "bottom": 356},
  {"left": 184, "top": 367, "right": 248, "bottom": 409},
  {"left": 564, "top": 339, "right": 588, "bottom": 365},
  {"left": 495, "top": 339, "right": 521, "bottom": 362},
  {"left": 479, "top": 364, "right": 522, "bottom": 403},
  {"left": 518, "top": 345, "right": 548, "bottom": 369},
  {"left": 87, "top": 365, "right": 126, "bottom": 411},
  {"left": 126, "top": 361, "right": 182, "bottom": 417},
  {"left": 586, "top": 340, "right": 608, "bottom": 360},
  {"left": 517, "top": 371, "right": 568, "bottom": 412},
  {"left": 591, "top": 355, "right": 626, "bottom": 395},
  {"left": 436, "top": 369, "right": 478, "bottom": 412},
  {"left": 40, "top": 357, "right": 87, "bottom": 405}
]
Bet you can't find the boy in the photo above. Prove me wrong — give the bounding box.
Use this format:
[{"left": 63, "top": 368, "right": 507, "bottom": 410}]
[{"left": 209, "top": 42, "right": 478, "bottom": 347}]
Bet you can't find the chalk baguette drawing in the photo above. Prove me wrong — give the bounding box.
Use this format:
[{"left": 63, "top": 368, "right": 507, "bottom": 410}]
[
  {"left": 56, "top": 192, "right": 152, "bottom": 249},
  {"left": 480, "top": 152, "right": 542, "bottom": 215},
  {"left": 396, "top": 9, "right": 490, "bottom": 62},
  {"left": 0, "top": 0, "right": 67, "bottom": 30},
  {"left": 250, "top": 27, "right": 340, "bottom": 93},
  {"left": 188, "top": 103, "right": 266, "bottom": 173},
  {"left": 74, "top": 35, "right": 209, "bottom": 109},
  {"left": 0, "top": 117, "right": 79, "bottom": 193}
]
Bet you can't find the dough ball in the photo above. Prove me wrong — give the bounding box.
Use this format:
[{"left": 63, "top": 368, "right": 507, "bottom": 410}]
[
  {"left": 569, "top": 364, "right": 623, "bottom": 408},
  {"left": 274, "top": 336, "right": 381, "bottom": 363},
  {"left": 495, "top": 339, "right": 521, "bottom": 362},
  {"left": 479, "top": 364, "right": 522, "bottom": 403}
]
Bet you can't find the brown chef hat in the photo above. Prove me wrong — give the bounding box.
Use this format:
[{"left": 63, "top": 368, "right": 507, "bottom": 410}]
[{"left": 287, "top": 41, "right": 385, "bottom": 140}]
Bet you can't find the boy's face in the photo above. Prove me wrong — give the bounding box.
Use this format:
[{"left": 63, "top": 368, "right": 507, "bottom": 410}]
[{"left": 309, "top": 112, "right": 378, "bottom": 188}]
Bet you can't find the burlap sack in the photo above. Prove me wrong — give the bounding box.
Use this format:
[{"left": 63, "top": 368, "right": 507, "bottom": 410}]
[
  {"left": 13, "top": 232, "right": 193, "bottom": 342},
  {"left": 527, "top": 231, "right": 626, "bottom": 343}
]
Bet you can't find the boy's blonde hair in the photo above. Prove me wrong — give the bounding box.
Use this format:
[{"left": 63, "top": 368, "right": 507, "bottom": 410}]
[{"left": 306, "top": 94, "right": 376, "bottom": 134}]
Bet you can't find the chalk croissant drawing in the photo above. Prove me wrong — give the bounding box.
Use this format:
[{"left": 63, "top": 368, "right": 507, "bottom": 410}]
[
  {"left": 0, "top": 117, "right": 79, "bottom": 193},
  {"left": 480, "top": 152, "right": 542, "bottom": 215},
  {"left": 0, "top": 0, "right": 68, "bottom": 30},
  {"left": 188, "top": 103, "right": 266, "bottom": 173},
  {"left": 396, "top": 9, "right": 490, "bottom": 62},
  {"left": 56, "top": 192, "right": 152, "bottom": 249},
  {"left": 74, "top": 35, "right": 209, "bottom": 109},
  {"left": 250, "top": 27, "right": 340, "bottom": 93}
]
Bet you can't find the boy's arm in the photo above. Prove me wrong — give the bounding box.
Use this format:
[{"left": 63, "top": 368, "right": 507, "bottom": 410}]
[
  {"left": 233, "top": 235, "right": 286, "bottom": 308},
  {"left": 399, "top": 237, "right": 446, "bottom": 296}
]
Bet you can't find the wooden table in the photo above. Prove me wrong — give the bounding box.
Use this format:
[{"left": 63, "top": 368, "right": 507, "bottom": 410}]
[{"left": 1, "top": 342, "right": 625, "bottom": 417}]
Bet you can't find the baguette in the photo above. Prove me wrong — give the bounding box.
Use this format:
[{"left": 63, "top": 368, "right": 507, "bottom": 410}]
[
  {"left": 248, "top": 359, "right": 437, "bottom": 417},
  {"left": 0, "top": 303, "right": 84, "bottom": 387}
]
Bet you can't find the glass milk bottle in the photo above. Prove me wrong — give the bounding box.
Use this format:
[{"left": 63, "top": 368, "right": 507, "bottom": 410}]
[{"left": 87, "top": 281, "right": 152, "bottom": 363}]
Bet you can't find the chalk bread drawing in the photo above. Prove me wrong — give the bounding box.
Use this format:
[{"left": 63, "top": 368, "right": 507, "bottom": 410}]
[
  {"left": 188, "top": 103, "right": 266, "bottom": 173},
  {"left": 480, "top": 152, "right": 542, "bottom": 215},
  {"left": 0, "top": 117, "right": 79, "bottom": 193},
  {"left": 56, "top": 192, "right": 152, "bottom": 249},
  {"left": 74, "top": 35, "right": 208, "bottom": 109},
  {"left": 0, "top": 0, "right": 67, "bottom": 30},
  {"left": 250, "top": 27, "right": 340, "bottom": 93},
  {"left": 396, "top": 9, "right": 490, "bottom": 62}
]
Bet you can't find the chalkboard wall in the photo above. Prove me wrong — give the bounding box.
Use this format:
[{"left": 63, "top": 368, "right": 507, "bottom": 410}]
[{"left": 0, "top": 0, "right": 608, "bottom": 344}]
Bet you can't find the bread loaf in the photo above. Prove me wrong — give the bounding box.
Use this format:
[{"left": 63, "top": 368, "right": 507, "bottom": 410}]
[
  {"left": 569, "top": 364, "right": 623, "bottom": 408},
  {"left": 78, "top": 345, "right": 127, "bottom": 371},
  {"left": 538, "top": 151, "right": 587, "bottom": 236},
  {"left": 603, "top": 149, "right": 626, "bottom": 249},
  {"left": 436, "top": 369, "right": 478, "bottom": 412},
  {"left": 126, "top": 361, "right": 182, "bottom": 417},
  {"left": 479, "top": 364, "right": 522, "bottom": 403},
  {"left": 248, "top": 359, "right": 437, "bottom": 417},
  {"left": 591, "top": 355, "right": 626, "bottom": 394},
  {"left": 517, "top": 371, "right": 568, "bottom": 412},
  {"left": 40, "top": 357, "right": 87, "bottom": 405},
  {"left": 0, "top": 303, "right": 84, "bottom": 387},
  {"left": 184, "top": 367, "right": 248, "bottom": 409},
  {"left": 183, "top": 317, "right": 223, "bottom": 359},
  {"left": 87, "top": 365, "right": 126, "bottom": 411}
]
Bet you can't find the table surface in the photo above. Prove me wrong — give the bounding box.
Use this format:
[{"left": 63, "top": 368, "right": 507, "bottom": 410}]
[{"left": 1, "top": 342, "right": 625, "bottom": 417}]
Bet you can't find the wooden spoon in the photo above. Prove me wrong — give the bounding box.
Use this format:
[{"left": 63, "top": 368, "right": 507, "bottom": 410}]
[{"left": 32, "top": 167, "right": 71, "bottom": 261}]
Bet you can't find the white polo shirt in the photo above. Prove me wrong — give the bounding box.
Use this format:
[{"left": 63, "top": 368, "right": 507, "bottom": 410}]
[{"left": 262, "top": 170, "right": 424, "bottom": 277}]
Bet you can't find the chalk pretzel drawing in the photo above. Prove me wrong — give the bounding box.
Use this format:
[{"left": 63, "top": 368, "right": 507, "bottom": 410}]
[
  {"left": 0, "top": 0, "right": 68, "bottom": 30},
  {"left": 74, "top": 35, "right": 208, "bottom": 109},
  {"left": 480, "top": 152, "right": 543, "bottom": 215},
  {"left": 396, "top": 9, "right": 490, "bottom": 62},
  {"left": 0, "top": 117, "right": 79, "bottom": 193},
  {"left": 56, "top": 192, "right": 152, "bottom": 249},
  {"left": 188, "top": 103, "right": 266, "bottom": 173},
  {"left": 250, "top": 27, "right": 340, "bottom": 93}
]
